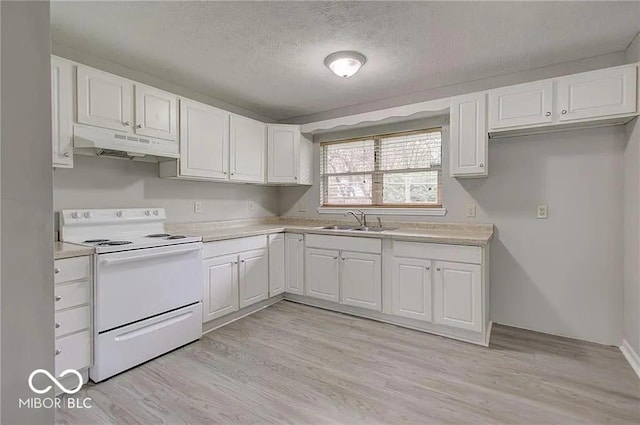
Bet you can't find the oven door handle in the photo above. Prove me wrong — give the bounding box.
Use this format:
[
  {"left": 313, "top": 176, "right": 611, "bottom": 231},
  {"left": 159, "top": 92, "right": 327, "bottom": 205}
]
[{"left": 99, "top": 245, "right": 202, "bottom": 266}]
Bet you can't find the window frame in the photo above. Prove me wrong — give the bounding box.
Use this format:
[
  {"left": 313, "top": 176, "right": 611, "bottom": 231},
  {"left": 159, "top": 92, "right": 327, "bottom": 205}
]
[{"left": 320, "top": 127, "right": 443, "bottom": 208}]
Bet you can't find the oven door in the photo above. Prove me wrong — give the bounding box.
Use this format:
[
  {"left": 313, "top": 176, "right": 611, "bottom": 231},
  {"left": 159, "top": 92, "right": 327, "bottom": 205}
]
[{"left": 95, "top": 242, "right": 202, "bottom": 332}]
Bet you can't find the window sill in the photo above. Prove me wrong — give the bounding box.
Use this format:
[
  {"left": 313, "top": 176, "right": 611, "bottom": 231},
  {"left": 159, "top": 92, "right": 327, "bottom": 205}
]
[{"left": 317, "top": 207, "right": 447, "bottom": 216}]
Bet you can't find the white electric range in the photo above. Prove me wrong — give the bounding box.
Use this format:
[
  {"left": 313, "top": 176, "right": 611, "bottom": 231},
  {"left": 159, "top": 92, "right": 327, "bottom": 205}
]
[{"left": 60, "top": 208, "right": 203, "bottom": 382}]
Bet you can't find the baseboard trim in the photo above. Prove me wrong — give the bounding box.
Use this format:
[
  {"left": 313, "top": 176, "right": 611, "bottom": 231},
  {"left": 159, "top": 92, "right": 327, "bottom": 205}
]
[
  {"left": 620, "top": 339, "right": 640, "bottom": 379},
  {"left": 202, "top": 295, "right": 284, "bottom": 335}
]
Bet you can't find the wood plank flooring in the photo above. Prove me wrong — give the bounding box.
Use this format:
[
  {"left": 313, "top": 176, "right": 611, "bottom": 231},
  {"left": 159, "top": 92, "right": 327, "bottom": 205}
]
[{"left": 56, "top": 301, "right": 640, "bottom": 424}]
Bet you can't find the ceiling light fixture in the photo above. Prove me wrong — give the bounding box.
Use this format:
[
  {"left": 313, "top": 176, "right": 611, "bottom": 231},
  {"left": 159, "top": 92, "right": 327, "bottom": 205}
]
[{"left": 324, "top": 51, "right": 366, "bottom": 78}]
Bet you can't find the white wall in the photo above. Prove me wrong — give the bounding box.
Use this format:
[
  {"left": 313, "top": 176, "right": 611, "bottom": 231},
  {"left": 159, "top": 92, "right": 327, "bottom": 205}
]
[
  {"left": 281, "top": 121, "right": 626, "bottom": 345},
  {"left": 1, "top": 2, "right": 54, "bottom": 424},
  {"left": 623, "top": 31, "right": 640, "bottom": 355},
  {"left": 54, "top": 155, "right": 279, "bottom": 225}
]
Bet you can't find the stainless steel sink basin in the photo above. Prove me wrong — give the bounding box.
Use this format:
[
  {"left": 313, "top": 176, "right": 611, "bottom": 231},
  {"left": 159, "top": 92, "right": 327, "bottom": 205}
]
[
  {"left": 320, "top": 225, "right": 358, "bottom": 230},
  {"left": 351, "top": 226, "right": 398, "bottom": 232}
]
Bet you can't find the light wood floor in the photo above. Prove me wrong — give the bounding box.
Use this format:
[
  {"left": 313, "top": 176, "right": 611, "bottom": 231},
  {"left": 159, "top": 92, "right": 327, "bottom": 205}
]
[{"left": 56, "top": 301, "right": 640, "bottom": 425}]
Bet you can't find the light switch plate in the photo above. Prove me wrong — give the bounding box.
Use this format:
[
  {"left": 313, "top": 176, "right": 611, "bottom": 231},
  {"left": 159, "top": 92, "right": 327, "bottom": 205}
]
[
  {"left": 194, "top": 201, "right": 202, "bottom": 214},
  {"left": 466, "top": 204, "right": 476, "bottom": 218},
  {"left": 537, "top": 205, "right": 548, "bottom": 219}
]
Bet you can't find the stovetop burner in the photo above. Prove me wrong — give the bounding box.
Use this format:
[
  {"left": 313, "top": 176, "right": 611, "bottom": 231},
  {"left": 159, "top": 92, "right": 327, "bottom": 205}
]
[
  {"left": 84, "top": 239, "right": 110, "bottom": 243},
  {"left": 97, "top": 241, "right": 133, "bottom": 246},
  {"left": 166, "top": 235, "right": 186, "bottom": 240},
  {"left": 146, "top": 233, "right": 171, "bottom": 238}
]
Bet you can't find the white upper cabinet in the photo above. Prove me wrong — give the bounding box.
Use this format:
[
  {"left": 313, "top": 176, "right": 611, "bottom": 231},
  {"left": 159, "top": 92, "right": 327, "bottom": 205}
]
[
  {"left": 433, "top": 261, "right": 482, "bottom": 332},
  {"left": 268, "top": 234, "right": 285, "bottom": 297},
  {"left": 51, "top": 56, "right": 74, "bottom": 168},
  {"left": 450, "top": 92, "right": 488, "bottom": 178},
  {"left": 488, "top": 80, "right": 553, "bottom": 130},
  {"left": 230, "top": 115, "right": 266, "bottom": 183},
  {"left": 77, "top": 66, "right": 133, "bottom": 132},
  {"left": 340, "top": 251, "right": 381, "bottom": 311},
  {"left": 267, "top": 124, "right": 300, "bottom": 184},
  {"left": 285, "top": 233, "right": 304, "bottom": 295},
  {"left": 179, "top": 99, "right": 229, "bottom": 180},
  {"left": 134, "top": 84, "right": 177, "bottom": 141},
  {"left": 556, "top": 65, "right": 637, "bottom": 122},
  {"left": 391, "top": 257, "right": 433, "bottom": 322}
]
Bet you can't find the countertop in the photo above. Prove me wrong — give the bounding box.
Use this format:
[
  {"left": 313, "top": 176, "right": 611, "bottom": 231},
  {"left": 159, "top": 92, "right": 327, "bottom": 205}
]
[
  {"left": 54, "top": 241, "right": 94, "bottom": 260},
  {"left": 167, "top": 219, "right": 494, "bottom": 246}
]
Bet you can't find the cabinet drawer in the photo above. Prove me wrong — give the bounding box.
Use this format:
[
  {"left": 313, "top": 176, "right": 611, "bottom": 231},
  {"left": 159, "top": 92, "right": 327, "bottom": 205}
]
[
  {"left": 55, "top": 306, "right": 90, "bottom": 338},
  {"left": 393, "top": 241, "right": 482, "bottom": 264},
  {"left": 305, "top": 234, "right": 381, "bottom": 254},
  {"left": 203, "top": 235, "right": 267, "bottom": 259},
  {"left": 55, "top": 281, "right": 90, "bottom": 311},
  {"left": 55, "top": 330, "right": 91, "bottom": 377},
  {"left": 54, "top": 256, "right": 90, "bottom": 284}
]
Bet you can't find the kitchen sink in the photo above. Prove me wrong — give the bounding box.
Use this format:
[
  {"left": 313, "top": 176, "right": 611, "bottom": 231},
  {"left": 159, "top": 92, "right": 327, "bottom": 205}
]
[
  {"left": 351, "top": 226, "right": 398, "bottom": 232},
  {"left": 320, "top": 225, "right": 358, "bottom": 230}
]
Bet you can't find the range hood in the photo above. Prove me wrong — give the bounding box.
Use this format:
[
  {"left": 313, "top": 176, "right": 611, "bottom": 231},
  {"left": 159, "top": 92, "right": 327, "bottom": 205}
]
[{"left": 73, "top": 125, "right": 180, "bottom": 162}]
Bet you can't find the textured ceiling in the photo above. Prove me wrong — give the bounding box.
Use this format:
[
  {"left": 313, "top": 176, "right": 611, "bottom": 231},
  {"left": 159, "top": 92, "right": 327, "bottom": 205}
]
[{"left": 51, "top": 1, "right": 640, "bottom": 121}]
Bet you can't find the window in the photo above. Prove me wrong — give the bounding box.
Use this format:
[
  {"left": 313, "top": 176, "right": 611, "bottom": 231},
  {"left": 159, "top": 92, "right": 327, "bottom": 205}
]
[{"left": 320, "top": 128, "right": 442, "bottom": 207}]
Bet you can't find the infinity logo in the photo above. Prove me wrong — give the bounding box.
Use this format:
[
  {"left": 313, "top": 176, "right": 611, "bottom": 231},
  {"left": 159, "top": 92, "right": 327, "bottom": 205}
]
[{"left": 28, "top": 369, "right": 83, "bottom": 395}]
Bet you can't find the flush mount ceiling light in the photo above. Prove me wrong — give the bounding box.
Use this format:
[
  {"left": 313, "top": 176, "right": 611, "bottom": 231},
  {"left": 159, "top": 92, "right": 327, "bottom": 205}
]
[{"left": 324, "top": 51, "right": 367, "bottom": 78}]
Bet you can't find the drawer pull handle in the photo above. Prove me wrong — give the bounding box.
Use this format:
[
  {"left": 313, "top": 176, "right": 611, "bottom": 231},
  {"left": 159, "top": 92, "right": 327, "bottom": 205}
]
[
  {"left": 55, "top": 322, "right": 61, "bottom": 329},
  {"left": 545, "top": 111, "right": 551, "bottom": 116},
  {"left": 425, "top": 266, "right": 430, "bottom": 270},
  {"left": 561, "top": 110, "right": 567, "bottom": 115},
  {"left": 436, "top": 267, "right": 441, "bottom": 271},
  {"left": 55, "top": 296, "right": 62, "bottom": 302},
  {"left": 54, "top": 268, "right": 61, "bottom": 274},
  {"left": 55, "top": 349, "right": 62, "bottom": 356}
]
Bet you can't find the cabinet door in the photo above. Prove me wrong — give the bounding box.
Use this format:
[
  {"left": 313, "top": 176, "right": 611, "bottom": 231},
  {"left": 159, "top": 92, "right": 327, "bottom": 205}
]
[
  {"left": 77, "top": 66, "right": 133, "bottom": 132},
  {"left": 433, "top": 261, "right": 482, "bottom": 332},
  {"left": 203, "top": 255, "right": 239, "bottom": 322},
  {"left": 450, "top": 92, "right": 488, "bottom": 178},
  {"left": 557, "top": 65, "right": 637, "bottom": 122},
  {"left": 340, "top": 252, "right": 381, "bottom": 311},
  {"left": 51, "top": 57, "right": 74, "bottom": 168},
  {"left": 267, "top": 124, "right": 300, "bottom": 183},
  {"left": 268, "top": 234, "right": 285, "bottom": 297},
  {"left": 305, "top": 248, "right": 339, "bottom": 302},
  {"left": 239, "top": 249, "right": 268, "bottom": 308},
  {"left": 179, "top": 99, "right": 229, "bottom": 180},
  {"left": 230, "top": 115, "right": 266, "bottom": 183},
  {"left": 285, "top": 234, "right": 304, "bottom": 295},
  {"left": 134, "top": 84, "right": 177, "bottom": 141},
  {"left": 488, "top": 81, "right": 553, "bottom": 130},
  {"left": 391, "top": 257, "right": 432, "bottom": 322}
]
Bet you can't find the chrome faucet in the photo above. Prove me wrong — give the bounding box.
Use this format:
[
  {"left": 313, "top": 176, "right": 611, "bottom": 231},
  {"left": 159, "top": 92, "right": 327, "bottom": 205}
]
[{"left": 344, "top": 209, "right": 367, "bottom": 227}]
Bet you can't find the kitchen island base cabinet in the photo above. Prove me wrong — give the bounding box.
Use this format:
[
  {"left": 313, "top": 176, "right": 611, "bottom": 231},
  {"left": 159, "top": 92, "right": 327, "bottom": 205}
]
[
  {"left": 434, "top": 261, "right": 483, "bottom": 333},
  {"left": 203, "top": 255, "right": 239, "bottom": 322},
  {"left": 285, "top": 234, "right": 304, "bottom": 295},
  {"left": 391, "top": 257, "right": 433, "bottom": 322},
  {"left": 340, "top": 252, "right": 381, "bottom": 311},
  {"left": 305, "top": 248, "right": 340, "bottom": 302}
]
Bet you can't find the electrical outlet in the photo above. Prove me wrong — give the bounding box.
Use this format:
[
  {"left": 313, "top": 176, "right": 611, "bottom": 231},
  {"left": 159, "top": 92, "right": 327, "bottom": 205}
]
[
  {"left": 194, "top": 201, "right": 202, "bottom": 214},
  {"left": 537, "top": 205, "right": 548, "bottom": 219},
  {"left": 298, "top": 201, "right": 307, "bottom": 212},
  {"left": 466, "top": 204, "right": 476, "bottom": 218},
  {"left": 248, "top": 201, "right": 255, "bottom": 211}
]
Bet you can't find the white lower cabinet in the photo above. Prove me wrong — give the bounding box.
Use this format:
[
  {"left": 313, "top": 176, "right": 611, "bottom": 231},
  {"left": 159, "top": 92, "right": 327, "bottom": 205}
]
[
  {"left": 54, "top": 256, "right": 92, "bottom": 381},
  {"left": 391, "top": 257, "right": 433, "bottom": 322},
  {"left": 268, "top": 234, "right": 285, "bottom": 296},
  {"left": 340, "top": 251, "right": 381, "bottom": 311},
  {"left": 433, "top": 261, "right": 483, "bottom": 332},
  {"left": 305, "top": 248, "right": 340, "bottom": 302},
  {"left": 239, "top": 249, "right": 268, "bottom": 308},
  {"left": 285, "top": 233, "right": 304, "bottom": 295},
  {"left": 203, "top": 254, "right": 239, "bottom": 322}
]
